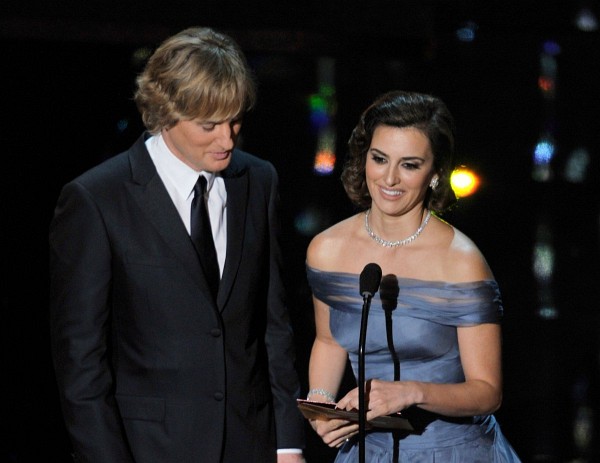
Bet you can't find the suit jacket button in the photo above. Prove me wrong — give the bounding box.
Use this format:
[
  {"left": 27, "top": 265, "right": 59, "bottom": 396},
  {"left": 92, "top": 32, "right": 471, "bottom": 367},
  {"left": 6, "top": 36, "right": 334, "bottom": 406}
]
[
  {"left": 210, "top": 328, "right": 222, "bottom": 337},
  {"left": 214, "top": 392, "right": 224, "bottom": 401}
]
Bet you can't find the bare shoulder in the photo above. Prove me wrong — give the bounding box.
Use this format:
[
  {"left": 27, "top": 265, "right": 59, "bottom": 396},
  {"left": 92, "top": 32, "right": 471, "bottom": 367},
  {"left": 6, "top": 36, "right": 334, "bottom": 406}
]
[
  {"left": 307, "top": 214, "right": 360, "bottom": 270},
  {"left": 445, "top": 226, "right": 495, "bottom": 282}
]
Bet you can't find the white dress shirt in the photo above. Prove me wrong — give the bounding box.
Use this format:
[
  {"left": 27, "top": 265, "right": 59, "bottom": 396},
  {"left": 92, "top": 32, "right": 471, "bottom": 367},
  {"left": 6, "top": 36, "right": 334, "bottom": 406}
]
[{"left": 146, "top": 134, "right": 226, "bottom": 276}]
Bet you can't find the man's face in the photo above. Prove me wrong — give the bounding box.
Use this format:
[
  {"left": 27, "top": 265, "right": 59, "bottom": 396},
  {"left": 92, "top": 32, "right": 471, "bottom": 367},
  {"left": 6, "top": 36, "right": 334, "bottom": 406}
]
[{"left": 161, "top": 117, "right": 242, "bottom": 172}]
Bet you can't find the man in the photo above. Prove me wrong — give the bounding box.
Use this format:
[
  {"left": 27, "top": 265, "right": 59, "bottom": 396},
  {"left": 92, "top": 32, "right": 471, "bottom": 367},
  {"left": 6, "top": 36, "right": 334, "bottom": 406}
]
[{"left": 49, "top": 27, "right": 305, "bottom": 462}]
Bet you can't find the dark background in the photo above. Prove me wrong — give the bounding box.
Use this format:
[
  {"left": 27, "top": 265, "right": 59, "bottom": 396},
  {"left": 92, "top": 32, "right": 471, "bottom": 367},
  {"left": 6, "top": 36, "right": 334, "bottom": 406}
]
[{"left": 2, "top": 1, "right": 599, "bottom": 462}]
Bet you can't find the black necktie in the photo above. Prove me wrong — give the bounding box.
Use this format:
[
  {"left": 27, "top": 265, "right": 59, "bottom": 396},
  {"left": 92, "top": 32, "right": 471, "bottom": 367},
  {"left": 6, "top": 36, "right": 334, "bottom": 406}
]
[{"left": 191, "top": 176, "right": 220, "bottom": 299}]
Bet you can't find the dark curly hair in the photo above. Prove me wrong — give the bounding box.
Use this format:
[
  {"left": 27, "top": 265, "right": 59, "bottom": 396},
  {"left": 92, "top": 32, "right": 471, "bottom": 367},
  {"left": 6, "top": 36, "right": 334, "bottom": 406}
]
[{"left": 341, "top": 91, "right": 457, "bottom": 213}]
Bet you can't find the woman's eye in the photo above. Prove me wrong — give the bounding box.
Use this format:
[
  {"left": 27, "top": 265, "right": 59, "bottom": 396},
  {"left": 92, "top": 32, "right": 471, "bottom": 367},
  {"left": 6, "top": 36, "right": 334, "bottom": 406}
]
[
  {"left": 371, "top": 154, "right": 386, "bottom": 164},
  {"left": 403, "top": 163, "right": 419, "bottom": 170}
]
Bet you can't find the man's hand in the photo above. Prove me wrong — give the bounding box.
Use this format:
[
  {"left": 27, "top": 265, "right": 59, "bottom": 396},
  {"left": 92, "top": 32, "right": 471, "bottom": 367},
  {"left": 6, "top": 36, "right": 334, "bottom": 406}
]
[{"left": 277, "top": 453, "right": 306, "bottom": 463}]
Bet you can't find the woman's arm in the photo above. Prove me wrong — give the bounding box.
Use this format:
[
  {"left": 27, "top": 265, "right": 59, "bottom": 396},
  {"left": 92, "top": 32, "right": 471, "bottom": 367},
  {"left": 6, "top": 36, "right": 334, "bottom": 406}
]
[
  {"left": 308, "top": 297, "right": 348, "bottom": 402},
  {"left": 307, "top": 295, "right": 360, "bottom": 447},
  {"left": 336, "top": 322, "right": 502, "bottom": 421}
]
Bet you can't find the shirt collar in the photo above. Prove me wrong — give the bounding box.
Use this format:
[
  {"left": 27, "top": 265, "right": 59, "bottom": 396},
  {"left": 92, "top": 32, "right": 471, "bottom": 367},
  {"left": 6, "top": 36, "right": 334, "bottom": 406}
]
[{"left": 148, "top": 133, "right": 216, "bottom": 200}]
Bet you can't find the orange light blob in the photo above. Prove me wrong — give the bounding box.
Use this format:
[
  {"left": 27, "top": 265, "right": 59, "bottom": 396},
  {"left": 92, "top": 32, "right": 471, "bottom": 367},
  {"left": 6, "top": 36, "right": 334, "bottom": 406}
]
[
  {"left": 538, "top": 76, "right": 554, "bottom": 92},
  {"left": 313, "top": 150, "right": 336, "bottom": 175},
  {"left": 450, "top": 167, "right": 480, "bottom": 197}
]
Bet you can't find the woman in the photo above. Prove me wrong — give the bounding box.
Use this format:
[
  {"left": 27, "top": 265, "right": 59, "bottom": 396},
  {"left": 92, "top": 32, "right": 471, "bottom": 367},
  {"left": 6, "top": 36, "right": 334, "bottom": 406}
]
[{"left": 305, "top": 91, "right": 520, "bottom": 461}]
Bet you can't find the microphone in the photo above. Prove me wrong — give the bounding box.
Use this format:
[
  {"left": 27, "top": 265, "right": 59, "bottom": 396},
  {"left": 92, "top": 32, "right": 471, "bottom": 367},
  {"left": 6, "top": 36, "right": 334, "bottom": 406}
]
[
  {"left": 357, "top": 263, "right": 382, "bottom": 463},
  {"left": 360, "top": 263, "right": 382, "bottom": 298},
  {"left": 379, "top": 274, "right": 399, "bottom": 313},
  {"left": 380, "top": 275, "right": 400, "bottom": 382}
]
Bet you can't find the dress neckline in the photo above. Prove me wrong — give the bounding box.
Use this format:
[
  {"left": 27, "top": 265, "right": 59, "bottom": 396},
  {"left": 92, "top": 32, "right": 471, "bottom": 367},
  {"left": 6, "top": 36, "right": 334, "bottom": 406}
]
[{"left": 305, "top": 264, "right": 496, "bottom": 287}]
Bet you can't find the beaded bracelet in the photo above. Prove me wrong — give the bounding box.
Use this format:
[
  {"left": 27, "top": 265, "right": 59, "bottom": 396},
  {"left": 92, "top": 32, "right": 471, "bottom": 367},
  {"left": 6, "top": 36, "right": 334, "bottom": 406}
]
[{"left": 306, "top": 388, "right": 336, "bottom": 403}]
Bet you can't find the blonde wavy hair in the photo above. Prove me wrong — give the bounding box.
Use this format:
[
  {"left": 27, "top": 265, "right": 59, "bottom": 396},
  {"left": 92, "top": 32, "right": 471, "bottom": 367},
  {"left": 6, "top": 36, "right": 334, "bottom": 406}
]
[{"left": 134, "top": 27, "right": 256, "bottom": 133}]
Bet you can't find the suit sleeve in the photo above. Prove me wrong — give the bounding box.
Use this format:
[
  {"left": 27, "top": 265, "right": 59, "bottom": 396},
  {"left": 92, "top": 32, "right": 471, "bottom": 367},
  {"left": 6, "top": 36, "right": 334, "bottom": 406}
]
[
  {"left": 263, "top": 165, "right": 306, "bottom": 450},
  {"left": 49, "top": 181, "right": 134, "bottom": 462}
]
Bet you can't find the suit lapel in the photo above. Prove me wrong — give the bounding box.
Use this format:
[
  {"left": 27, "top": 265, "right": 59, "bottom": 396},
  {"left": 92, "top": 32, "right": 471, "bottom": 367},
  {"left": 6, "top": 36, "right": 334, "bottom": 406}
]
[
  {"left": 218, "top": 153, "right": 248, "bottom": 310},
  {"left": 125, "top": 135, "right": 217, "bottom": 301}
]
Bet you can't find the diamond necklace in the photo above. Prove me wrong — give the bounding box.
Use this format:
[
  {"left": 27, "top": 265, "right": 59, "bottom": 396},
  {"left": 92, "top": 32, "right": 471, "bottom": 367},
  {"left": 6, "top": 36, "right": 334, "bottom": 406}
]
[{"left": 364, "top": 208, "right": 432, "bottom": 247}]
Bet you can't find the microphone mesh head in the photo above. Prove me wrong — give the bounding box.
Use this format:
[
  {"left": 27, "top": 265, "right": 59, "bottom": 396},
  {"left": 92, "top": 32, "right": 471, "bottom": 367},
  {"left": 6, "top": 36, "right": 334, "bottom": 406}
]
[
  {"left": 380, "top": 274, "right": 399, "bottom": 312},
  {"left": 359, "top": 263, "right": 382, "bottom": 296}
]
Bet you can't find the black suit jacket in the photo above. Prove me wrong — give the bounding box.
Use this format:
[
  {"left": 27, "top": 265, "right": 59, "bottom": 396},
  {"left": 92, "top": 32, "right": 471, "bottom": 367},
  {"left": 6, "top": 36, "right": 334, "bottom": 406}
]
[{"left": 49, "top": 135, "right": 304, "bottom": 462}]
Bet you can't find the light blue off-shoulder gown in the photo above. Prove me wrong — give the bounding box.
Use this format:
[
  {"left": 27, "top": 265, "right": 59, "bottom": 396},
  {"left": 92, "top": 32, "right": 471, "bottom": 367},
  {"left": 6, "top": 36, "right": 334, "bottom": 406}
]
[{"left": 307, "top": 266, "right": 521, "bottom": 462}]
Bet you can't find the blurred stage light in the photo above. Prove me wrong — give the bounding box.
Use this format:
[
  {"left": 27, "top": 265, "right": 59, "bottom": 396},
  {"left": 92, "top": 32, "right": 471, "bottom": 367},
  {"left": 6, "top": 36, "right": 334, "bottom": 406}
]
[
  {"left": 294, "top": 207, "right": 330, "bottom": 236},
  {"left": 564, "top": 147, "right": 590, "bottom": 183},
  {"left": 116, "top": 118, "right": 129, "bottom": 133},
  {"left": 538, "top": 76, "right": 555, "bottom": 93},
  {"left": 575, "top": 7, "right": 599, "bottom": 32},
  {"left": 309, "top": 108, "right": 330, "bottom": 130},
  {"left": 539, "top": 52, "right": 558, "bottom": 99},
  {"left": 132, "top": 47, "right": 152, "bottom": 67},
  {"left": 533, "top": 223, "right": 558, "bottom": 319},
  {"left": 313, "top": 149, "right": 336, "bottom": 175},
  {"left": 534, "top": 138, "right": 555, "bottom": 164},
  {"left": 533, "top": 242, "right": 555, "bottom": 283},
  {"left": 537, "top": 306, "right": 559, "bottom": 319},
  {"left": 542, "top": 40, "right": 561, "bottom": 56},
  {"left": 573, "top": 405, "right": 594, "bottom": 453},
  {"left": 571, "top": 375, "right": 594, "bottom": 456},
  {"left": 309, "top": 59, "right": 337, "bottom": 176},
  {"left": 532, "top": 136, "right": 555, "bottom": 182},
  {"left": 308, "top": 85, "right": 335, "bottom": 130},
  {"left": 455, "top": 21, "right": 478, "bottom": 42},
  {"left": 309, "top": 93, "right": 331, "bottom": 130},
  {"left": 450, "top": 167, "right": 479, "bottom": 198}
]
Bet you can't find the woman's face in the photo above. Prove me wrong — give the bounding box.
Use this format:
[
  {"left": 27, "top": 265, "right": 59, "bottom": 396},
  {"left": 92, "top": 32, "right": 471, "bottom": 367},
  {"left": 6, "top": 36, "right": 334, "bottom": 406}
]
[{"left": 365, "top": 125, "right": 436, "bottom": 216}]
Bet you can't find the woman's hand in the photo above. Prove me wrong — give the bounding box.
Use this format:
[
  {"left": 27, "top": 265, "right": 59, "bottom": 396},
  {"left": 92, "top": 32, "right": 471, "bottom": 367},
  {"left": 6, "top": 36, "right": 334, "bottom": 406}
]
[
  {"left": 309, "top": 417, "right": 359, "bottom": 448},
  {"left": 336, "top": 380, "right": 421, "bottom": 421}
]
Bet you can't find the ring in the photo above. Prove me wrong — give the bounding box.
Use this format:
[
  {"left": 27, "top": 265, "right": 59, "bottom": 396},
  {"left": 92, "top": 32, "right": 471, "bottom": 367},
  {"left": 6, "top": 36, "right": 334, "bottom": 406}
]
[{"left": 345, "top": 438, "right": 350, "bottom": 442}]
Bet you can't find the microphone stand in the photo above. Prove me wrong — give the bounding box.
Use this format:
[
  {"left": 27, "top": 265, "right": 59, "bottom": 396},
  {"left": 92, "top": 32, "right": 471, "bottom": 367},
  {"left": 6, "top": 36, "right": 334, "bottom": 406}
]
[
  {"left": 358, "top": 290, "right": 373, "bottom": 463},
  {"left": 357, "top": 262, "right": 381, "bottom": 463}
]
